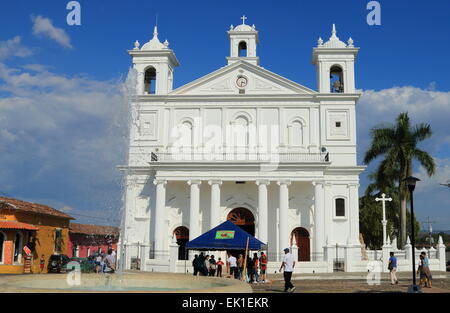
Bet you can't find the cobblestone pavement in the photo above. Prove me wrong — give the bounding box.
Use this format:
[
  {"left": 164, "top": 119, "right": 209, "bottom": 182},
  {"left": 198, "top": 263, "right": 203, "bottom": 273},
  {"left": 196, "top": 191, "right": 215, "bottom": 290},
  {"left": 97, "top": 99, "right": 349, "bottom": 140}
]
[{"left": 251, "top": 273, "right": 450, "bottom": 293}]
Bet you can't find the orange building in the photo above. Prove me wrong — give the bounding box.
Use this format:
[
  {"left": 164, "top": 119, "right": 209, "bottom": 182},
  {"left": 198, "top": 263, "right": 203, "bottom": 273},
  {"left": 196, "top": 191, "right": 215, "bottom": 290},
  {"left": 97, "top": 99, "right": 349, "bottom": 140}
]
[{"left": 0, "top": 197, "right": 73, "bottom": 274}]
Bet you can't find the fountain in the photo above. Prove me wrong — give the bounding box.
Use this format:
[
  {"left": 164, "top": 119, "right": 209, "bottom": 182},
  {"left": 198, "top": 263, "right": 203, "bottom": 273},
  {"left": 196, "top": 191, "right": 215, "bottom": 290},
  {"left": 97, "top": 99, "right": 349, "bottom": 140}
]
[{"left": 0, "top": 272, "right": 252, "bottom": 293}]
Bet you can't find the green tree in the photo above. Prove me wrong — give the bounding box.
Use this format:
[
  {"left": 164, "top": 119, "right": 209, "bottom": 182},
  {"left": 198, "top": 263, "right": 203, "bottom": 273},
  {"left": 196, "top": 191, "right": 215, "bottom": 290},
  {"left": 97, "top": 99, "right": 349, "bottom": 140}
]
[{"left": 363, "top": 112, "right": 435, "bottom": 247}]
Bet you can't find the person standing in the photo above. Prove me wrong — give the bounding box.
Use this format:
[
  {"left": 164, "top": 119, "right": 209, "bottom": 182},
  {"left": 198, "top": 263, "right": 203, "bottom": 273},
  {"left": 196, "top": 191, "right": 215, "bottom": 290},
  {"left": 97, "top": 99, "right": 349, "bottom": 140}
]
[
  {"left": 192, "top": 254, "right": 199, "bottom": 276},
  {"left": 421, "top": 252, "right": 433, "bottom": 288},
  {"left": 246, "top": 255, "right": 254, "bottom": 283},
  {"left": 208, "top": 255, "right": 217, "bottom": 277},
  {"left": 95, "top": 254, "right": 102, "bottom": 274},
  {"left": 227, "top": 253, "right": 238, "bottom": 279},
  {"left": 216, "top": 257, "right": 224, "bottom": 277},
  {"left": 279, "top": 248, "right": 296, "bottom": 293},
  {"left": 260, "top": 252, "right": 267, "bottom": 283},
  {"left": 252, "top": 253, "right": 259, "bottom": 283},
  {"left": 104, "top": 249, "right": 116, "bottom": 273},
  {"left": 237, "top": 254, "right": 244, "bottom": 280},
  {"left": 388, "top": 252, "right": 398, "bottom": 285},
  {"left": 39, "top": 255, "right": 45, "bottom": 274},
  {"left": 203, "top": 255, "right": 210, "bottom": 276}
]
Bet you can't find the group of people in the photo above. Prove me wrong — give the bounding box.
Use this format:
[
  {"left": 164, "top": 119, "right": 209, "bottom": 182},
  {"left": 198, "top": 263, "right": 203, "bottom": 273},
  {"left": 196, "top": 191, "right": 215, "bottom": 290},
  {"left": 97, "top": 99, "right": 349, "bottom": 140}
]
[
  {"left": 388, "top": 251, "right": 433, "bottom": 288},
  {"left": 94, "top": 249, "right": 117, "bottom": 274},
  {"left": 192, "top": 248, "right": 295, "bottom": 292},
  {"left": 192, "top": 253, "right": 225, "bottom": 277},
  {"left": 226, "top": 251, "right": 268, "bottom": 283}
]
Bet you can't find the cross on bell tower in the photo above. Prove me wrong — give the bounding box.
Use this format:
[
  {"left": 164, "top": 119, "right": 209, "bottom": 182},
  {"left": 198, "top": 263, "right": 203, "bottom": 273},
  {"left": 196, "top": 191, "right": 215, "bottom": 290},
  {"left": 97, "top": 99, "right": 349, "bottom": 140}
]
[{"left": 241, "top": 15, "right": 247, "bottom": 24}]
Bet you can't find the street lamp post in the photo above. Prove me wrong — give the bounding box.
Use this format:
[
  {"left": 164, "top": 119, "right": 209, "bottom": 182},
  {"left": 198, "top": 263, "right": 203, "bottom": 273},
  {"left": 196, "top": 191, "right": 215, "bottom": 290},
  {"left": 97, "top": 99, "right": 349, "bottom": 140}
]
[{"left": 404, "top": 176, "right": 421, "bottom": 293}]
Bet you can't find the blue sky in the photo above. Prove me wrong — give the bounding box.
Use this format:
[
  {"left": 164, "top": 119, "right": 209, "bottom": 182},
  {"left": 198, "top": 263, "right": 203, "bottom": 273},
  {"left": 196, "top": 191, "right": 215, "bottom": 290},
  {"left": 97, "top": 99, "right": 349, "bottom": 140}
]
[{"left": 0, "top": 0, "right": 449, "bottom": 231}]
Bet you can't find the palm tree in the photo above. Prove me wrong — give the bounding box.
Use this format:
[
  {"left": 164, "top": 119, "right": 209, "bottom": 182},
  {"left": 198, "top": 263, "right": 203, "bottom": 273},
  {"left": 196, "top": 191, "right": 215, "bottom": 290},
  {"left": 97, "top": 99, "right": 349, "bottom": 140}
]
[{"left": 364, "top": 112, "right": 435, "bottom": 248}]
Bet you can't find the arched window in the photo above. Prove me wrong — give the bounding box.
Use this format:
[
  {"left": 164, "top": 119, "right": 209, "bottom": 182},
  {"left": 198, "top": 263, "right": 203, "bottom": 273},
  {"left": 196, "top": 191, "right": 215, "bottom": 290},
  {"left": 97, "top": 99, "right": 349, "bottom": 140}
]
[
  {"left": 288, "top": 120, "right": 304, "bottom": 147},
  {"left": 13, "top": 233, "right": 23, "bottom": 263},
  {"left": 173, "top": 227, "right": 189, "bottom": 260},
  {"left": 238, "top": 41, "right": 248, "bottom": 57},
  {"left": 179, "top": 121, "right": 193, "bottom": 147},
  {"left": 335, "top": 198, "right": 346, "bottom": 217},
  {"left": 144, "top": 67, "right": 157, "bottom": 94},
  {"left": 232, "top": 116, "right": 249, "bottom": 147},
  {"left": 330, "top": 65, "right": 344, "bottom": 93},
  {"left": 0, "top": 232, "right": 5, "bottom": 264}
]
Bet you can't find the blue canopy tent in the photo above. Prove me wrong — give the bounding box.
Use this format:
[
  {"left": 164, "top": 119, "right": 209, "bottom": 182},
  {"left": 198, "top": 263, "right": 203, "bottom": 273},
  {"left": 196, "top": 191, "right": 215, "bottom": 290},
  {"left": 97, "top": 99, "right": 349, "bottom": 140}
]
[{"left": 186, "top": 220, "right": 267, "bottom": 251}]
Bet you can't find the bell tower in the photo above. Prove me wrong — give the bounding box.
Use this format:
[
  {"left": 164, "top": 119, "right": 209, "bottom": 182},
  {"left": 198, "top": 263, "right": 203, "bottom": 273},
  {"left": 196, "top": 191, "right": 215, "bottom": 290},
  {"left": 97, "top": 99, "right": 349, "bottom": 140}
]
[
  {"left": 227, "top": 16, "right": 259, "bottom": 66},
  {"left": 129, "top": 26, "right": 179, "bottom": 95},
  {"left": 312, "top": 24, "right": 359, "bottom": 93}
]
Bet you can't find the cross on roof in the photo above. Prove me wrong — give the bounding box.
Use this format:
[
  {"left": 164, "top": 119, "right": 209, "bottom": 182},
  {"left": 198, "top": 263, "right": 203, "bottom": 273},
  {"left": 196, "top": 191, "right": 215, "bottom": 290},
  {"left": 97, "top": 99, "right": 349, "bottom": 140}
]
[{"left": 241, "top": 15, "right": 247, "bottom": 25}]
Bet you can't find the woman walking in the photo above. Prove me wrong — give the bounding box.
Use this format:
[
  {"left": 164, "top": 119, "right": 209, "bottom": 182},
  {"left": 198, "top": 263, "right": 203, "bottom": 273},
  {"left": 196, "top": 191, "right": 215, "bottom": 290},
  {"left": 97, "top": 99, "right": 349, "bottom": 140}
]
[{"left": 420, "top": 252, "right": 433, "bottom": 288}]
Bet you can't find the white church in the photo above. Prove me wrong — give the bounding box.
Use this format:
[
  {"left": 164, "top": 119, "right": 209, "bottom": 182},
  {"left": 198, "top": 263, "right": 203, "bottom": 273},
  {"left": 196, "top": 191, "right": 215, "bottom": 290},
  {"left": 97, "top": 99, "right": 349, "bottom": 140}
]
[{"left": 119, "top": 18, "right": 447, "bottom": 273}]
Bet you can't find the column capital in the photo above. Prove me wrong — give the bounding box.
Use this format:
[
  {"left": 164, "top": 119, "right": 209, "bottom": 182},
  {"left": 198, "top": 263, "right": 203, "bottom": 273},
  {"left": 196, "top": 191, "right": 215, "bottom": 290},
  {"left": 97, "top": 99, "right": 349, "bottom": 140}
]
[
  {"left": 312, "top": 181, "right": 325, "bottom": 187},
  {"left": 153, "top": 179, "right": 167, "bottom": 186},
  {"left": 347, "top": 183, "right": 360, "bottom": 188},
  {"left": 256, "top": 180, "right": 270, "bottom": 186},
  {"left": 187, "top": 180, "right": 202, "bottom": 186},
  {"left": 208, "top": 180, "right": 222, "bottom": 186},
  {"left": 324, "top": 181, "right": 333, "bottom": 187},
  {"left": 277, "top": 180, "right": 291, "bottom": 186}
]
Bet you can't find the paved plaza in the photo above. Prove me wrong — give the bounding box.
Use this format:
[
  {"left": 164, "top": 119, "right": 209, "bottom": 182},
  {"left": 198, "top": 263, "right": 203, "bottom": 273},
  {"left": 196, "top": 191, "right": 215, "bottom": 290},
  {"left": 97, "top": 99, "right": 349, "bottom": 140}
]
[{"left": 250, "top": 271, "right": 450, "bottom": 293}]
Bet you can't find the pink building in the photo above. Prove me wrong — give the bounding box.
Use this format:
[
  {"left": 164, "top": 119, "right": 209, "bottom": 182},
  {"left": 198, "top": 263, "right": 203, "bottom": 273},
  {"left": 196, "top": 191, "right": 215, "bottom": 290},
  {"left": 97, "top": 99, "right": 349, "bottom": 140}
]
[{"left": 67, "top": 223, "right": 119, "bottom": 258}]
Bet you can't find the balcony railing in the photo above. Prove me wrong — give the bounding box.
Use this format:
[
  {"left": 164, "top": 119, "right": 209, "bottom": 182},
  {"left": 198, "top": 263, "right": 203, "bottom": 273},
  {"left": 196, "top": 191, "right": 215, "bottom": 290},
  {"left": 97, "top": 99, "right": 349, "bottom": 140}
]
[{"left": 150, "top": 151, "right": 328, "bottom": 162}]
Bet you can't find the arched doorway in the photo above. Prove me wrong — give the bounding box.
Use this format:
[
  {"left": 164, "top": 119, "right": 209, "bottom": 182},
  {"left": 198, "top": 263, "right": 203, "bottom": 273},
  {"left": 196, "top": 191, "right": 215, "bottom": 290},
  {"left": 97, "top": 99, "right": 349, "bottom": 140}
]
[
  {"left": 291, "top": 227, "right": 310, "bottom": 262},
  {"left": 227, "top": 208, "right": 255, "bottom": 236},
  {"left": 173, "top": 226, "right": 189, "bottom": 260}
]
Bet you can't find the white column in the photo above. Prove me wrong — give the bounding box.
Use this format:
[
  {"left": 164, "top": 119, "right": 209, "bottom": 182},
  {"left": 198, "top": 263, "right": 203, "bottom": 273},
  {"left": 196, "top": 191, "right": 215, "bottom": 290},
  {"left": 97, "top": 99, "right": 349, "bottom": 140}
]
[
  {"left": 188, "top": 180, "right": 202, "bottom": 240},
  {"left": 278, "top": 180, "right": 291, "bottom": 258},
  {"left": 208, "top": 180, "right": 222, "bottom": 229},
  {"left": 313, "top": 181, "right": 325, "bottom": 261},
  {"left": 153, "top": 179, "right": 167, "bottom": 259},
  {"left": 348, "top": 183, "right": 360, "bottom": 244},
  {"left": 256, "top": 180, "right": 269, "bottom": 244},
  {"left": 324, "top": 182, "right": 333, "bottom": 245}
]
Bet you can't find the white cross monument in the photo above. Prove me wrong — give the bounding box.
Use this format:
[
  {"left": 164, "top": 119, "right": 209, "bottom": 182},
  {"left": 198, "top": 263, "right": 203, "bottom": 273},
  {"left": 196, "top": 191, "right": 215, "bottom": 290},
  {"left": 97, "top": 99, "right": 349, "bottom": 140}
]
[{"left": 375, "top": 193, "right": 392, "bottom": 247}]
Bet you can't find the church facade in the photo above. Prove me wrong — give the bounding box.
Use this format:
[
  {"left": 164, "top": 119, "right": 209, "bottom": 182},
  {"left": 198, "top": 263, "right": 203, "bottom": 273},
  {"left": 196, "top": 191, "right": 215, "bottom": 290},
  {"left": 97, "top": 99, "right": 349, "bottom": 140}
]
[{"left": 120, "top": 18, "right": 367, "bottom": 273}]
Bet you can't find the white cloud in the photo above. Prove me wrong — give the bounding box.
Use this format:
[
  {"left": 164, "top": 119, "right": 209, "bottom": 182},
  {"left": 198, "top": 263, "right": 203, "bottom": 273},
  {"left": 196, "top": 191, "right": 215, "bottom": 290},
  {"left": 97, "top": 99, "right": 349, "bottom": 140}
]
[
  {"left": 358, "top": 86, "right": 450, "bottom": 230},
  {"left": 358, "top": 86, "right": 450, "bottom": 157},
  {"left": 0, "top": 36, "right": 33, "bottom": 60},
  {"left": 31, "top": 15, "right": 73, "bottom": 49},
  {"left": 0, "top": 61, "right": 130, "bottom": 220}
]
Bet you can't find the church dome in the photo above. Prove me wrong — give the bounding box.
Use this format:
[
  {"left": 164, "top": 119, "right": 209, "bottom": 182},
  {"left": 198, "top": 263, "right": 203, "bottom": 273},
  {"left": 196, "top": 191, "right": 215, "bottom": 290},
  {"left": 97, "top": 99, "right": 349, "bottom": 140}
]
[
  {"left": 233, "top": 24, "right": 254, "bottom": 32},
  {"left": 141, "top": 26, "right": 169, "bottom": 50},
  {"left": 320, "top": 24, "right": 347, "bottom": 48}
]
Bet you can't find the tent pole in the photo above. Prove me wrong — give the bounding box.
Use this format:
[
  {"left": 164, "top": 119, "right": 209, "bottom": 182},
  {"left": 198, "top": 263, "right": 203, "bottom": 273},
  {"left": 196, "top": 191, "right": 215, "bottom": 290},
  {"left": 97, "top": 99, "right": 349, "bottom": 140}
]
[
  {"left": 242, "top": 237, "right": 249, "bottom": 282},
  {"left": 185, "top": 249, "right": 187, "bottom": 275}
]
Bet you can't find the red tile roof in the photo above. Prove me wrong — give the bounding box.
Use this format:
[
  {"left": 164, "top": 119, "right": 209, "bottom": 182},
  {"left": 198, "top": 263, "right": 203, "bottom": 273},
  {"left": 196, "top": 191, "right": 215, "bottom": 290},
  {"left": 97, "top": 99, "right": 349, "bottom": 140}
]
[
  {"left": 0, "top": 220, "right": 38, "bottom": 231},
  {"left": 69, "top": 223, "right": 119, "bottom": 236},
  {"left": 0, "top": 197, "right": 74, "bottom": 220}
]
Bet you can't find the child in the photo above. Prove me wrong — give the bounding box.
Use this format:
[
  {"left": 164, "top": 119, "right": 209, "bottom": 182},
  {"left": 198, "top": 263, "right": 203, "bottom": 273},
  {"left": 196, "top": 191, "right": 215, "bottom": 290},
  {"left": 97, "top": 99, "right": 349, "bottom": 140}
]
[
  {"left": 39, "top": 255, "right": 45, "bottom": 274},
  {"left": 216, "top": 258, "right": 224, "bottom": 277}
]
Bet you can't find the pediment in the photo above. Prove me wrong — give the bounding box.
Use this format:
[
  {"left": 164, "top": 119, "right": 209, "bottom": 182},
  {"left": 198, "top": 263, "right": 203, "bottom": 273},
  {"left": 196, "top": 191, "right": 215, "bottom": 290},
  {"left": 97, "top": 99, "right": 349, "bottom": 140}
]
[{"left": 171, "top": 61, "right": 316, "bottom": 96}]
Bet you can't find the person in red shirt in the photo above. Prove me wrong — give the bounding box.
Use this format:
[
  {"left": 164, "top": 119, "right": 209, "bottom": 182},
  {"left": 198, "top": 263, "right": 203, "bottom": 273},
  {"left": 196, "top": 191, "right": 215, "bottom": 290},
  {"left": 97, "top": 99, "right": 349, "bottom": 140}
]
[
  {"left": 216, "top": 257, "right": 224, "bottom": 277},
  {"left": 260, "top": 252, "right": 267, "bottom": 283},
  {"left": 39, "top": 255, "right": 45, "bottom": 274}
]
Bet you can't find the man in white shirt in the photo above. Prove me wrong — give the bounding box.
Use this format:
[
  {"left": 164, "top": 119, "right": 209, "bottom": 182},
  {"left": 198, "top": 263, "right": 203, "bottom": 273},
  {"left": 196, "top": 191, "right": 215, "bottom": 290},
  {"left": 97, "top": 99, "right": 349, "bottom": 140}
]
[
  {"left": 279, "top": 248, "right": 296, "bottom": 292},
  {"left": 227, "top": 254, "right": 238, "bottom": 279}
]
